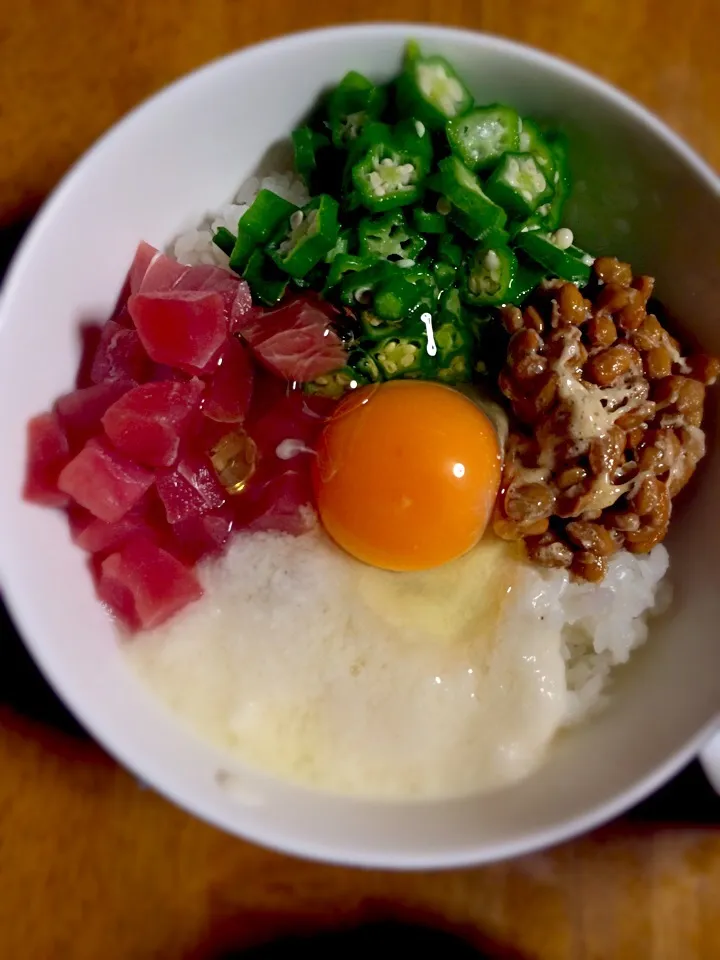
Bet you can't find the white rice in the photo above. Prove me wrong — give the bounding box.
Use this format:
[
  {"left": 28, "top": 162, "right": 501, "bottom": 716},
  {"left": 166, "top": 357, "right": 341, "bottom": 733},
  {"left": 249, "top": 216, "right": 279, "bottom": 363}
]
[
  {"left": 524, "top": 544, "right": 671, "bottom": 723},
  {"left": 172, "top": 172, "right": 309, "bottom": 268}
]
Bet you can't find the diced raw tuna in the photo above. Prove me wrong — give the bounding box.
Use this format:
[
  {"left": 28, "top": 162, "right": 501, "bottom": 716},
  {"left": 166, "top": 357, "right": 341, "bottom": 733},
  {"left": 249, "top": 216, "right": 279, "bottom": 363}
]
[
  {"left": 175, "top": 263, "right": 237, "bottom": 310},
  {"left": 75, "top": 324, "right": 104, "bottom": 388},
  {"left": 183, "top": 412, "right": 232, "bottom": 465},
  {"left": 102, "top": 378, "right": 205, "bottom": 467},
  {"left": 95, "top": 554, "right": 139, "bottom": 628},
  {"left": 245, "top": 367, "right": 292, "bottom": 422},
  {"left": 237, "top": 296, "right": 347, "bottom": 382},
  {"left": 58, "top": 438, "right": 154, "bottom": 523},
  {"left": 129, "top": 241, "right": 159, "bottom": 293},
  {"left": 230, "top": 304, "right": 263, "bottom": 336},
  {"left": 90, "top": 320, "right": 152, "bottom": 385},
  {"left": 181, "top": 266, "right": 252, "bottom": 329},
  {"left": 194, "top": 335, "right": 229, "bottom": 376},
  {"left": 134, "top": 251, "right": 253, "bottom": 326},
  {"left": 249, "top": 390, "right": 335, "bottom": 477},
  {"left": 112, "top": 303, "right": 135, "bottom": 329},
  {"left": 56, "top": 381, "right": 134, "bottom": 450},
  {"left": 231, "top": 281, "right": 253, "bottom": 328},
  {"left": 68, "top": 501, "right": 157, "bottom": 555},
  {"left": 98, "top": 537, "right": 202, "bottom": 630},
  {"left": 236, "top": 469, "right": 315, "bottom": 536},
  {"left": 203, "top": 337, "right": 254, "bottom": 423},
  {"left": 129, "top": 290, "right": 227, "bottom": 373},
  {"left": 23, "top": 412, "right": 72, "bottom": 507},
  {"left": 156, "top": 454, "right": 226, "bottom": 524},
  {"left": 228, "top": 389, "right": 335, "bottom": 536},
  {"left": 137, "top": 251, "right": 187, "bottom": 293},
  {"left": 149, "top": 363, "right": 188, "bottom": 382},
  {"left": 172, "top": 504, "right": 235, "bottom": 563}
]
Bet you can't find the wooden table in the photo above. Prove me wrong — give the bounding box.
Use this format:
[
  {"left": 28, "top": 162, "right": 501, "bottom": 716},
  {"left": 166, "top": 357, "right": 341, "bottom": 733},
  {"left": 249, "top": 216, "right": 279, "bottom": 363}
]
[{"left": 1, "top": 2, "right": 719, "bottom": 957}]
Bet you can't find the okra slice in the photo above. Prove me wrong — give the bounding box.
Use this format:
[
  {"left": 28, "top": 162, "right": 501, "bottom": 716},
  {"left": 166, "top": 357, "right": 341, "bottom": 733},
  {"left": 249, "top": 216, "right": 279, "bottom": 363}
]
[
  {"left": 461, "top": 245, "right": 518, "bottom": 307},
  {"left": 446, "top": 104, "right": 521, "bottom": 171},
  {"left": 396, "top": 40, "right": 474, "bottom": 130},
  {"left": 267, "top": 195, "right": 340, "bottom": 279},
  {"left": 327, "top": 70, "right": 387, "bottom": 148},
  {"left": 438, "top": 156, "right": 507, "bottom": 234},
  {"left": 516, "top": 228, "right": 594, "bottom": 285},
  {"left": 242, "top": 248, "right": 288, "bottom": 306},
  {"left": 519, "top": 118, "right": 556, "bottom": 178},
  {"left": 372, "top": 335, "right": 429, "bottom": 379},
  {"left": 292, "top": 126, "right": 331, "bottom": 184},
  {"left": 225, "top": 189, "right": 299, "bottom": 273},
  {"left": 350, "top": 120, "right": 431, "bottom": 213},
  {"left": 484, "top": 152, "right": 552, "bottom": 218},
  {"left": 305, "top": 367, "right": 363, "bottom": 399},
  {"left": 504, "top": 258, "right": 547, "bottom": 305},
  {"left": 358, "top": 210, "right": 426, "bottom": 262},
  {"left": 347, "top": 346, "right": 382, "bottom": 383},
  {"left": 212, "top": 227, "right": 236, "bottom": 257},
  {"left": 433, "top": 318, "right": 473, "bottom": 384},
  {"left": 412, "top": 207, "right": 447, "bottom": 234},
  {"left": 325, "top": 254, "right": 376, "bottom": 292},
  {"left": 372, "top": 274, "right": 420, "bottom": 321},
  {"left": 432, "top": 260, "right": 458, "bottom": 290},
  {"left": 359, "top": 310, "right": 404, "bottom": 341}
]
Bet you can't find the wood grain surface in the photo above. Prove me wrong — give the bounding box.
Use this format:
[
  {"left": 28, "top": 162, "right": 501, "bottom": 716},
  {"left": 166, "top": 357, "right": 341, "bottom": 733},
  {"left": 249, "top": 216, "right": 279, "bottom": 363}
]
[{"left": 1, "top": 2, "right": 719, "bottom": 958}]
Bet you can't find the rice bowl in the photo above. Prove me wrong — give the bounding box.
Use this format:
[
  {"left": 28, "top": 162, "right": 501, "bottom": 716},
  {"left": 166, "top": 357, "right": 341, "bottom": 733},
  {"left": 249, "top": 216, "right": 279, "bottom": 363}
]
[{"left": 1, "top": 25, "right": 719, "bottom": 867}]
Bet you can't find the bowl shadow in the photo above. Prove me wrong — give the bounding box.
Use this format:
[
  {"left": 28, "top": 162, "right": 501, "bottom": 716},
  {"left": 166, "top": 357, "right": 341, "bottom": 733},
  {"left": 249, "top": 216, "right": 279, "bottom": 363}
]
[{"left": 189, "top": 914, "right": 526, "bottom": 960}]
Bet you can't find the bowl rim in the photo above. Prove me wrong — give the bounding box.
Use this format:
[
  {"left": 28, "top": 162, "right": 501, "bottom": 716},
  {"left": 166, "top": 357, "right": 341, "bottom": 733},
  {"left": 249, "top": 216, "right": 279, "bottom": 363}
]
[{"left": 1, "top": 21, "right": 719, "bottom": 870}]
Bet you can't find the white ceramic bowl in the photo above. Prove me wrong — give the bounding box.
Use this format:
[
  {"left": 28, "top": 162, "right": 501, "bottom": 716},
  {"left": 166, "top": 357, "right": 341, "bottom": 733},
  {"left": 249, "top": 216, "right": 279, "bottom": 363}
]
[{"left": 1, "top": 24, "right": 719, "bottom": 869}]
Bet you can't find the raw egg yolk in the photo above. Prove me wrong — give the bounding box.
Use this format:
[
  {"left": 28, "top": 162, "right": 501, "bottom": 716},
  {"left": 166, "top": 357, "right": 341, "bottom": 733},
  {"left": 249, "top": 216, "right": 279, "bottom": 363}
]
[{"left": 313, "top": 380, "right": 502, "bottom": 571}]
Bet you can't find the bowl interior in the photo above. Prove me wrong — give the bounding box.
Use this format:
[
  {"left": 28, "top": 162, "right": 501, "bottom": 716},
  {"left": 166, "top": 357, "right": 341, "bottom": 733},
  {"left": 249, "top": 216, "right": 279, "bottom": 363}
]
[{"left": 1, "top": 24, "right": 719, "bottom": 868}]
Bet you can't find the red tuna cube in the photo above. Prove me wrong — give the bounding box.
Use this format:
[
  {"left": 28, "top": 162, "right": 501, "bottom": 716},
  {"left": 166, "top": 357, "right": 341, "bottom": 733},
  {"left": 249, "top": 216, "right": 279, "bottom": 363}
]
[
  {"left": 231, "top": 281, "right": 253, "bottom": 327},
  {"left": 102, "top": 378, "right": 205, "bottom": 468},
  {"left": 129, "top": 290, "right": 226, "bottom": 373},
  {"left": 174, "top": 263, "right": 235, "bottom": 299},
  {"left": 237, "top": 295, "right": 347, "bottom": 382},
  {"left": 171, "top": 504, "right": 235, "bottom": 563},
  {"left": 175, "top": 264, "right": 253, "bottom": 326},
  {"left": 136, "top": 255, "right": 252, "bottom": 327},
  {"left": 67, "top": 499, "right": 164, "bottom": 555},
  {"left": 136, "top": 249, "right": 186, "bottom": 293},
  {"left": 98, "top": 537, "right": 202, "bottom": 630},
  {"left": 55, "top": 381, "right": 133, "bottom": 450},
  {"left": 129, "top": 241, "right": 159, "bottom": 293},
  {"left": 236, "top": 469, "right": 315, "bottom": 536},
  {"left": 58, "top": 438, "right": 154, "bottom": 523},
  {"left": 90, "top": 320, "right": 152, "bottom": 385},
  {"left": 249, "top": 390, "right": 335, "bottom": 476},
  {"left": 23, "top": 412, "right": 72, "bottom": 507},
  {"left": 156, "top": 455, "right": 226, "bottom": 524},
  {"left": 202, "top": 337, "right": 254, "bottom": 424}
]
